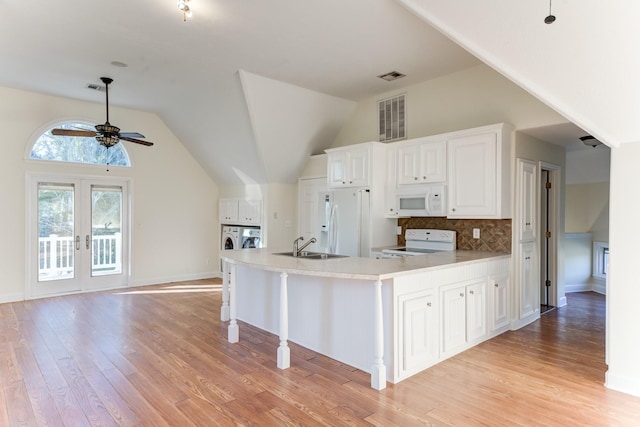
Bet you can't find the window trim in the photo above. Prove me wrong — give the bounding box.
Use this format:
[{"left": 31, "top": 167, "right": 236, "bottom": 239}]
[
  {"left": 25, "top": 119, "right": 132, "bottom": 168},
  {"left": 593, "top": 241, "right": 609, "bottom": 279}
]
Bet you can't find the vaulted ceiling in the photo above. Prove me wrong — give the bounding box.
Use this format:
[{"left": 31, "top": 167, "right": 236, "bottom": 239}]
[
  {"left": 0, "top": 0, "right": 479, "bottom": 185},
  {"left": 2, "top": 1, "right": 633, "bottom": 185}
]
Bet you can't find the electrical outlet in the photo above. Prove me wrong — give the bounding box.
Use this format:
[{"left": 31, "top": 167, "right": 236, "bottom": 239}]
[
  {"left": 396, "top": 226, "right": 402, "bottom": 235},
  {"left": 473, "top": 228, "right": 480, "bottom": 239}
]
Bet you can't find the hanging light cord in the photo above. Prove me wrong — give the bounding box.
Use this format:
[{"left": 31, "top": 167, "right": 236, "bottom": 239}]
[{"left": 544, "top": 0, "right": 556, "bottom": 24}]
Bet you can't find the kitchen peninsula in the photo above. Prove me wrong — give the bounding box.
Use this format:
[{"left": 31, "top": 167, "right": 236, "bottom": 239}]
[{"left": 220, "top": 248, "right": 510, "bottom": 390}]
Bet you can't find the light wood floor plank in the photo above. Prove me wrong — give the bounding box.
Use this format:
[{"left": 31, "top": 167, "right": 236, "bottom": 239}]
[{"left": 1, "top": 281, "right": 639, "bottom": 425}]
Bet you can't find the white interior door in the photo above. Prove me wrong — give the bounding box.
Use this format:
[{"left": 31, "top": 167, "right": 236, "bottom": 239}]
[{"left": 27, "top": 174, "right": 130, "bottom": 298}]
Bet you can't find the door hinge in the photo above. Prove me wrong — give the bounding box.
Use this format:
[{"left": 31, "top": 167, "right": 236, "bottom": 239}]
[
  {"left": 545, "top": 231, "right": 552, "bottom": 239},
  {"left": 545, "top": 182, "right": 552, "bottom": 189},
  {"left": 545, "top": 280, "right": 552, "bottom": 287}
]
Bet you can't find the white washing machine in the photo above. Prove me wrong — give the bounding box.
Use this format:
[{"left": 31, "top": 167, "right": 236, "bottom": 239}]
[{"left": 221, "top": 226, "right": 240, "bottom": 250}]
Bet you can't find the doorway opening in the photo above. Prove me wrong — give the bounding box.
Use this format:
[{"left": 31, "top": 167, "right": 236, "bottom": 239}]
[{"left": 540, "top": 163, "right": 559, "bottom": 314}]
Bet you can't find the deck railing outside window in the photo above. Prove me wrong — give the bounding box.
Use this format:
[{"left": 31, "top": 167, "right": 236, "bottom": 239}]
[{"left": 38, "top": 233, "right": 122, "bottom": 280}]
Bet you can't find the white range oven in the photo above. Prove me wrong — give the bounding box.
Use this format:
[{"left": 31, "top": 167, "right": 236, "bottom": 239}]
[{"left": 381, "top": 229, "right": 456, "bottom": 258}]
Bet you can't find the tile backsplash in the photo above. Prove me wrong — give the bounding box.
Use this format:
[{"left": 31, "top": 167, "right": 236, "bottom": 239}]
[{"left": 398, "top": 217, "right": 512, "bottom": 253}]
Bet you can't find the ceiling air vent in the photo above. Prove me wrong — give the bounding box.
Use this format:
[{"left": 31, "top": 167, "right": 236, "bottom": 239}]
[
  {"left": 378, "top": 94, "right": 406, "bottom": 142},
  {"left": 86, "top": 83, "right": 106, "bottom": 92},
  {"left": 377, "top": 71, "right": 406, "bottom": 82}
]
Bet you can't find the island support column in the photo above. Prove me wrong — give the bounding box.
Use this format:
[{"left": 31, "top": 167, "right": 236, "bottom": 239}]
[
  {"left": 371, "top": 279, "right": 386, "bottom": 390},
  {"left": 227, "top": 263, "right": 239, "bottom": 343},
  {"left": 220, "top": 260, "right": 230, "bottom": 321},
  {"left": 277, "top": 272, "right": 290, "bottom": 369}
]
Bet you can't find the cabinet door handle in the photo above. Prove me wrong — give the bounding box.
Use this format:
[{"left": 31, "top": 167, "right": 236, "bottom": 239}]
[
  {"left": 414, "top": 177, "right": 418, "bottom": 181},
  {"left": 86, "top": 235, "right": 90, "bottom": 250},
  {"left": 75, "top": 235, "right": 80, "bottom": 250},
  {"left": 427, "top": 302, "right": 432, "bottom": 307},
  {"left": 469, "top": 290, "right": 475, "bottom": 295},
  {"left": 459, "top": 293, "right": 464, "bottom": 297},
  {"left": 422, "top": 176, "right": 426, "bottom": 180},
  {"left": 495, "top": 283, "right": 499, "bottom": 288}
]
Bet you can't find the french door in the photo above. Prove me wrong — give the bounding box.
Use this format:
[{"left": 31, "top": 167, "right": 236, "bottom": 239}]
[{"left": 27, "top": 174, "right": 130, "bottom": 297}]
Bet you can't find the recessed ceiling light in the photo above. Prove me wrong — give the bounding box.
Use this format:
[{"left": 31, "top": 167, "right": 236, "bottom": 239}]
[
  {"left": 579, "top": 135, "right": 602, "bottom": 148},
  {"left": 111, "top": 61, "right": 128, "bottom": 68},
  {"left": 377, "top": 71, "right": 406, "bottom": 82}
]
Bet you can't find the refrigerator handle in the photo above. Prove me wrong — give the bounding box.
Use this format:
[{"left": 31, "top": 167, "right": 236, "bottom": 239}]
[{"left": 329, "top": 203, "right": 338, "bottom": 254}]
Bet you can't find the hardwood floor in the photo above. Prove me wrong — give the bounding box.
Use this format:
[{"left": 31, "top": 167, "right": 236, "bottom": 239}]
[{"left": 1, "top": 281, "right": 639, "bottom": 426}]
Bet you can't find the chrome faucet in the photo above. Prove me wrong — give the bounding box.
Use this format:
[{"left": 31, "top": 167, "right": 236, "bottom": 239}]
[{"left": 293, "top": 236, "right": 317, "bottom": 256}]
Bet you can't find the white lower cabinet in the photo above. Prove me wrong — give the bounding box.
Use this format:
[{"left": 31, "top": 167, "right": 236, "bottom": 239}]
[
  {"left": 490, "top": 274, "right": 510, "bottom": 332},
  {"left": 392, "top": 256, "right": 509, "bottom": 383},
  {"left": 441, "top": 279, "right": 487, "bottom": 357},
  {"left": 397, "top": 289, "right": 438, "bottom": 379}
]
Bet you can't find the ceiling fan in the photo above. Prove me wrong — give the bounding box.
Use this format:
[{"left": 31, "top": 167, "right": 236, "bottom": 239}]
[{"left": 51, "top": 77, "right": 154, "bottom": 147}]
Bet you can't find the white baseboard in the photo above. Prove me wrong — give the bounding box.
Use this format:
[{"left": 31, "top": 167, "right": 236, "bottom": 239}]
[
  {"left": 129, "top": 271, "right": 220, "bottom": 287},
  {"left": 4, "top": 272, "right": 222, "bottom": 304},
  {"left": 606, "top": 370, "right": 640, "bottom": 398},
  {"left": 0, "top": 292, "right": 26, "bottom": 304},
  {"left": 565, "top": 283, "right": 590, "bottom": 293}
]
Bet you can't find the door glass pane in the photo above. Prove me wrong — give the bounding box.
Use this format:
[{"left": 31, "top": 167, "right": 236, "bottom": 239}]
[
  {"left": 38, "top": 183, "right": 75, "bottom": 281},
  {"left": 91, "top": 185, "right": 122, "bottom": 276}
]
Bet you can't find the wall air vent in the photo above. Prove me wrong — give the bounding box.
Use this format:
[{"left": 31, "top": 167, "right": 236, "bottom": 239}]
[
  {"left": 86, "top": 83, "right": 106, "bottom": 92},
  {"left": 378, "top": 93, "right": 406, "bottom": 142}
]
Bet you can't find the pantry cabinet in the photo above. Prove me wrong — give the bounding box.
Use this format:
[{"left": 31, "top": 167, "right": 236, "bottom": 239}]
[
  {"left": 517, "top": 159, "right": 538, "bottom": 242},
  {"left": 447, "top": 123, "right": 513, "bottom": 219},
  {"left": 518, "top": 241, "right": 539, "bottom": 319},
  {"left": 396, "top": 137, "right": 446, "bottom": 185}
]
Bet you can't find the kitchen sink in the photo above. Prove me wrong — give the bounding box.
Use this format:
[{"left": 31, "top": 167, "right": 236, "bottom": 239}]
[{"left": 273, "top": 251, "right": 348, "bottom": 260}]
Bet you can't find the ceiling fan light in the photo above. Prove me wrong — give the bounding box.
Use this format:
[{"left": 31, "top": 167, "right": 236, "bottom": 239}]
[
  {"left": 184, "top": 5, "right": 192, "bottom": 18},
  {"left": 177, "top": 0, "right": 187, "bottom": 10},
  {"left": 96, "top": 135, "right": 119, "bottom": 148}
]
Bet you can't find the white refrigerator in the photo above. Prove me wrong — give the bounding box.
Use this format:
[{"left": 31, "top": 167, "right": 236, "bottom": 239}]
[{"left": 317, "top": 188, "right": 371, "bottom": 257}]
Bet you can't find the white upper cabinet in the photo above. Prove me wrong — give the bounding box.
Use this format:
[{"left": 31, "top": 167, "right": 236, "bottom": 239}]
[
  {"left": 326, "top": 142, "right": 380, "bottom": 188},
  {"left": 219, "top": 199, "right": 262, "bottom": 226},
  {"left": 397, "top": 138, "right": 446, "bottom": 185},
  {"left": 219, "top": 198, "right": 239, "bottom": 223},
  {"left": 447, "top": 123, "right": 513, "bottom": 219},
  {"left": 238, "top": 199, "right": 262, "bottom": 226}
]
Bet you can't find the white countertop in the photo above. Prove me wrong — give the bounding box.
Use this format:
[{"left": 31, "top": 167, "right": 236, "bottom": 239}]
[{"left": 221, "top": 248, "right": 510, "bottom": 281}]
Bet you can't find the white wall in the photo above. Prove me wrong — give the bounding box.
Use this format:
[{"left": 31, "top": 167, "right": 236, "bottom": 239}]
[
  {"left": 0, "top": 86, "right": 219, "bottom": 301},
  {"left": 607, "top": 142, "right": 640, "bottom": 396},
  {"left": 564, "top": 233, "right": 594, "bottom": 293},
  {"left": 331, "top": 64, "right": 566, "bottom": 148}
]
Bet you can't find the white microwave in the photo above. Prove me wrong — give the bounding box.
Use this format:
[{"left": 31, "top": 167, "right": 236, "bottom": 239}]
[{"left": 396, "top": 186, "right": 446, "bottom": 217}]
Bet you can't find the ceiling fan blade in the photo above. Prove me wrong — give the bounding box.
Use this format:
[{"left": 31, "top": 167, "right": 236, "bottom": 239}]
[
  {"left": 120, "top": 132, "right": 145, "bottom": 138},
  {"left": 51, "top": 128, "right": 97, "bottom": 137},
  {"left": 120, "top": 136, "right": 154, "bottom": 147}
]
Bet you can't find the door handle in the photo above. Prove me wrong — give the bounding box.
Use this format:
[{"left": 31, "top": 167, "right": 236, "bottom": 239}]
[
  {"left": 86, "top": 235, "right": 90, "bottom": 250},
  {"left": 75, "top": 235, "right": 80, "bottom": 250}
]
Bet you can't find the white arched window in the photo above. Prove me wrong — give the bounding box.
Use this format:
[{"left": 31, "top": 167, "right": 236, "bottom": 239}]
[{"left": 29, "top": 122, "right": 131, "bottom": 167}]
